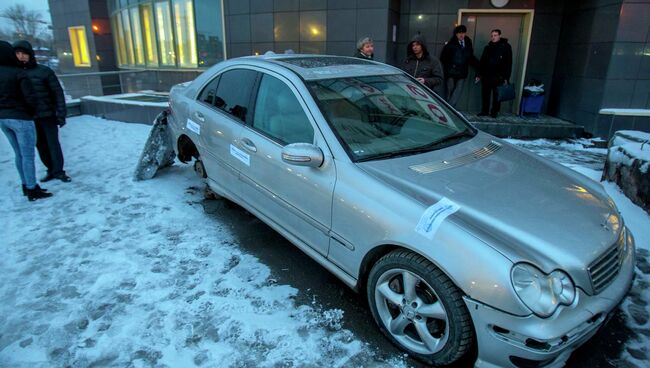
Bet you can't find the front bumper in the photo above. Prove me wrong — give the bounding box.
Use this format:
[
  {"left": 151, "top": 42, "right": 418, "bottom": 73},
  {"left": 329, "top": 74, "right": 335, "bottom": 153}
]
[{"left": 466, "top": 240, "right": 635, "bottom": 368}]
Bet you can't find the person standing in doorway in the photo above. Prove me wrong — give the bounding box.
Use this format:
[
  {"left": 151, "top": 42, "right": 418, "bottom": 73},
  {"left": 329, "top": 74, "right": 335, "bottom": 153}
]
[
  {"left": 440, "top": 25, "right": 479, "bottom": 108},
  {"left": 0, "top": 40, "right": 52, "bottom": 201},
  {"left": 476, "top": 29, "right": 512, "bottom": 118},
  {"left": 354, "top": 37, "right": 374, "bottom": 60},
  {"left": 14, "top": 40, "right": 71, "bottom": 183},
  {"left": 401, "top": 34, "right": 444, "bottom": 95}
]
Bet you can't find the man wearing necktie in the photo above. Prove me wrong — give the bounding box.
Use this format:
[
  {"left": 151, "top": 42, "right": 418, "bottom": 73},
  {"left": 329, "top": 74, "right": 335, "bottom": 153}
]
[{"left": 440, "top": 25, "right": 479, "bottom": 108}]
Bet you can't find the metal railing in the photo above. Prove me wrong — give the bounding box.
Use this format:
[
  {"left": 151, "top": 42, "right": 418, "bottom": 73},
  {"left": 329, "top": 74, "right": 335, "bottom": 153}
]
[{"left": 56, "top": 69, "right": 201, "bottom": 99}]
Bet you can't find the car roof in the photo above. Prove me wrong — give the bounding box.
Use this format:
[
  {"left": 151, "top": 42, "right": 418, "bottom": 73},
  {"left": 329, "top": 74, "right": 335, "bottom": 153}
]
[{"left": 235, "top": 54, "right": 403, "bottom": 81}]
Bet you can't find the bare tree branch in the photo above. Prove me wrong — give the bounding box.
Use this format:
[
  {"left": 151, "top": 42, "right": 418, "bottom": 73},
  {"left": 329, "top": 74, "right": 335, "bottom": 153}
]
[{"left": 0, "top": 4, "right": 46, "bottom": 42}]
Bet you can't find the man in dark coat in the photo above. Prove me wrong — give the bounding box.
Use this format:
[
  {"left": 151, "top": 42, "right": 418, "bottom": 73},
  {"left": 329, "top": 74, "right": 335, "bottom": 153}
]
[
  {"left": 13, "top": 40, "right": 71, "bottom": 182},
  {"left": 476, "top": 29, "right": 512, "bottom": 118},
  {"left": 440, "top": 25, "right": 479, "bottom": 108},
  {"left": 0, "top": 40, "right": 52, "bottom": 201},
  {"left": 401, "top": 34, "right": 444, "bottom": 95}
]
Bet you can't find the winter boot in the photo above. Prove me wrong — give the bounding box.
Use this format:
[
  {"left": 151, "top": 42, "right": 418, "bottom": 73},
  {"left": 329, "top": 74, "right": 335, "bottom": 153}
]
[
  {"left": 26, "top": 185, "right": 53, "bottom": 201},
  {"left": 22, "top": 184, "right": 48, "bottom": 196}
]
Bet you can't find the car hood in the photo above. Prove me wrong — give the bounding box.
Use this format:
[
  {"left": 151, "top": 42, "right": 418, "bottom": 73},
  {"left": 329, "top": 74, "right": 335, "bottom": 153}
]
[{"left": 357, "top": 133, "right": 621, "bottom": 279}]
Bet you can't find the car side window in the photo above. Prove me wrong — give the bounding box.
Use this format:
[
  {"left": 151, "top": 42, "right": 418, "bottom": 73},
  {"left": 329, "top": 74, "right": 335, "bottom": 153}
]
[
  {"left": 252, "top": 75, "right": 314, "bottom": 145},
  {"left": 199, "top": 69, "right": 258, "bottom": 122},
  {"left": 198, "top": 76, "right": 221, "bottom": 106}
]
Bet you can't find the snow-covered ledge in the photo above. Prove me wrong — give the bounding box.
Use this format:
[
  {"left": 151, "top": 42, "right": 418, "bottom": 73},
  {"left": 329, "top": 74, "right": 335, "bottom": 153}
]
[
  {"left": 599, "top": 109, "right": 650, "bottom": 116},
  {"left": 602, "top": 130, "right": 650, "bottom": 213}
]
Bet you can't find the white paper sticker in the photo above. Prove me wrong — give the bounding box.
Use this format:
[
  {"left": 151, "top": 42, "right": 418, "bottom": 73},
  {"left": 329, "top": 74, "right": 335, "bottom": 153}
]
[
  {"left": 415, "top": 198, "right": 460, "bottom": 239},
  {"left": 230, "top": 144, "right": 250, "bottom": 166},
  {"left": 186, "top": 119, "right": 201, "bottom": 134}
]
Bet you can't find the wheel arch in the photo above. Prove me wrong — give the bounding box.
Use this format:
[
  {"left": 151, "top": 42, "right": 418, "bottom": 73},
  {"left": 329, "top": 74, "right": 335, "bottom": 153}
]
[
  {"left": 357, "top": 244, "right": 465, "bottom": 299},
  {"left": 177, "top": 134, "right": 199, "bottom": 163}
]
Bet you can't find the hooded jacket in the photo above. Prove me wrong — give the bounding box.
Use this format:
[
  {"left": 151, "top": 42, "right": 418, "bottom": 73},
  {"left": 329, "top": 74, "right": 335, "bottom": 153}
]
[
  {"left": 400, "top": 34, "right": 443, "bottom": 93},
  {"left": 440, "top": 34, "right": 479, "bottom": 79},
  {"left": 0, "top": 40, "right": 39, "bottom": 120},
  {"left": 13, "top": 40, "right": 66, "bottom": 121},
  {"left": 478, "top": 37, "right": 512, "bottom": 83}
]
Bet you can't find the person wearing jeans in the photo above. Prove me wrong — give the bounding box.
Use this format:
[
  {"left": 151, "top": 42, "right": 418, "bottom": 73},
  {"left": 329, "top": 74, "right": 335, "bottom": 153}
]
[
  {"left": 0, "top": 40, "right": 52, "bottom": 201},
  {"left": 14, "top": 40, "right": 70, "bottom": 183}
]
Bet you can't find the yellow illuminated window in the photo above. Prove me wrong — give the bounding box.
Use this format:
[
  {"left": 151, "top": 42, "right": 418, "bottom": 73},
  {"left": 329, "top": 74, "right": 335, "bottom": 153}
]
[
  {"left": 140, "top": 3, "right": 159, "bottom": 66},
  {"left": 172, "top": 0, "right": 197, "bottom": 68},
  {"left": 121, "top": 10, "right": 135, "bottom": 65},
  {"left": 68, "top": 26, "right": 91, "bottom": 67},
  {"left": 130, "top": 7, "right": 145, "bottom": 65},
  {"left": 155, "top": 1, "right": 176, "bottom": 66},
  {"left": 111, "top": 16, "right": 126, "bottom": 66}
]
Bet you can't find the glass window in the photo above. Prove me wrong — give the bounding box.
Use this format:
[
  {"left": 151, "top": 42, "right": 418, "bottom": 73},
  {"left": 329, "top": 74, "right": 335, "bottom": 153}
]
[
  {"left": 195, "top": 0, "right": 225, "bottom": 67},
  {"left": 155, "top": 1, "right": 176, "bottom": 66},
  {"left": 130, "top": 7, "right": 145, "bottom": 65},
  {"left": 307, "top": 75, "right": 475, "bottom": 161},
  {"left": 172, "top": 0, "right": 198, "bottom": 68},
  {"left": 111, "top": 16, "right": 127, "bottom": 66},
  {"left": 198, "top": 75, "right": 221, "bottom": 106},
  {"left": 140, "top": 3, "right": 159, "bottom": 66},
  {"left": 253, "top": 75, "right": 314, "bottom": 144},
  {"left": 213, "top": 69, "right": 258, "bottom": 122},
  {"left": 68, "top": 26, "right": 91, "bottom": 67},
  {"left": 300, "top": 11, "right": 326, "bottom": 42},
  {"left": 121, "top": 10, "right": 135, "bottom": 65}
]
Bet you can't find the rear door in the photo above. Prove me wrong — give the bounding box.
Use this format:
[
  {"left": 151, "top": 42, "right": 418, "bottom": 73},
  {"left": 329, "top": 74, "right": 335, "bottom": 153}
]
[
  {"left": 192, "top": 68, "right": 259, "bottom": 198},
  {"left": 236, "top": 72, "right": 336, "bottom": 257}
]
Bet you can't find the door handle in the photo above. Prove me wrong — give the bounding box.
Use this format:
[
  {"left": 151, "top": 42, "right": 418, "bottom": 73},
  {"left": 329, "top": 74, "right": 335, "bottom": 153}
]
[
  {"left": 194, "top": 111, "right": 205, "bottom": 122},
  {"left": 240, "top": 138, "right": 257, "bottom": 153}
]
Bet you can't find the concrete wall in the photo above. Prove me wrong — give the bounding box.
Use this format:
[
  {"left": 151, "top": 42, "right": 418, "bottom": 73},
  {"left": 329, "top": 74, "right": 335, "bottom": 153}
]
[
  {"left": 49, "top": 0, "right": 119, "bottom": 97},
  {"left": 549, "top": 0, "right": 650, "bottom": 137},
  {"left": 549, "top": 1, "right": 623, "bottom": 134},
  {"left": 523, "top": 0, "right": 564, "bottom": 114},
  {"left": 224, "top": 0, "right": 398, "bottom": 63}
]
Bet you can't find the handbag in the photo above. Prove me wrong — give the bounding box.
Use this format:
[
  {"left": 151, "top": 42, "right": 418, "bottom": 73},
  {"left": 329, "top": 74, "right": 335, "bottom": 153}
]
[{"left": 497, "top": 83, "right": 515, "bottom": 102}]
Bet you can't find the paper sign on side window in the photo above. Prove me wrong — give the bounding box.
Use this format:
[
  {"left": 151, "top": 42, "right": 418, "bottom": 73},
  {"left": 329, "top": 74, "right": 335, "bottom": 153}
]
[
  {"left": 415, "top": 197, "right": 460, "bottom": 239},
  {"left": 230, "top": 144, "right": 250, "bottom": 166},
  {"left": 186, "top": 119, "right": 201, "bottom": 134}
]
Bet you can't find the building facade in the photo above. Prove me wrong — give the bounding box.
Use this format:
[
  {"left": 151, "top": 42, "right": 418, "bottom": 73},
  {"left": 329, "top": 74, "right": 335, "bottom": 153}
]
[{"left": 49, "top": 0, "right": 650, "bottom": 137}]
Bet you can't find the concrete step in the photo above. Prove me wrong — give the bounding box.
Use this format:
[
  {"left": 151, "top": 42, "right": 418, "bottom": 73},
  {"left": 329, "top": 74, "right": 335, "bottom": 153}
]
[{"left": 466, "top": 113, "right": 585, "bottom": 139}]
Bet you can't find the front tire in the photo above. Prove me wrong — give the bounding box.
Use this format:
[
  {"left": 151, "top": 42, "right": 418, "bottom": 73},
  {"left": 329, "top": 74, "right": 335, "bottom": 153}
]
[{"left": 367, "top": 250, "right": 474, "bottom": 366}]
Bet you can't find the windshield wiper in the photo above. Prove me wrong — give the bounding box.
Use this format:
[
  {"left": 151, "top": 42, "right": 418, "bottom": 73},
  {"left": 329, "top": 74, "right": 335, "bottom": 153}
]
[
  {"left": 356, "top": 129, "right": 476, "bottom": 162},
  {"left": 425, "top": 129, "right": 476, "bottom": 149}
]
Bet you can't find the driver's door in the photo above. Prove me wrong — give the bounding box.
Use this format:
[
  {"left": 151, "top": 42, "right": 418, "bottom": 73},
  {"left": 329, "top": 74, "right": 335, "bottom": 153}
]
[{"left": 236, "top": 72, "right": 336, "bottom": 256}]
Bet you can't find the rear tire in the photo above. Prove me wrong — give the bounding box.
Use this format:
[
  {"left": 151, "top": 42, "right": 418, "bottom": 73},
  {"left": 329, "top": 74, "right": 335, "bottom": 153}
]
[{"left": 367, "top": 250, "right": 474, "bottom": 366}]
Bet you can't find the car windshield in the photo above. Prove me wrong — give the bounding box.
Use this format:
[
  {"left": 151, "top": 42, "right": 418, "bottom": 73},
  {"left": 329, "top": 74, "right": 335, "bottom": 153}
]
[{"left": 307, "top": 75, "right": 476, "bottom": 161}]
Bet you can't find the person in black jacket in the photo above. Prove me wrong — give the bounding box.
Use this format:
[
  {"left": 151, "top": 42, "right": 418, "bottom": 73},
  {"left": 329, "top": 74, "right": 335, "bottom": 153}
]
[
  {"left": 401, "top": 34, "right": 444, "bottom": 95},
  {"left": 14, "top": 40, "right": 71, "bottom": 182},
  {"left": 476, "top": 29, "right": 512, "bottom": 118},
  {"left": 440, "top": 25, "right": 479, "bottom": 108},
  {"left": 0, "top": 40, "right": 52, "bottom": 201}
]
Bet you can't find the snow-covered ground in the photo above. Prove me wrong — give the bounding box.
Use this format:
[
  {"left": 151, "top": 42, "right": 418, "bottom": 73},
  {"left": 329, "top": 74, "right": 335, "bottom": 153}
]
[{"left": 1, "top": 116, "right": 648, "bottom": 367}]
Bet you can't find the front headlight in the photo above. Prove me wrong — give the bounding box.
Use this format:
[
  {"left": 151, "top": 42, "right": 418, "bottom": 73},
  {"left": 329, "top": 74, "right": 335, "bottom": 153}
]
[{"left": 511, "top": 263, "right": 576, "bottom": 317}]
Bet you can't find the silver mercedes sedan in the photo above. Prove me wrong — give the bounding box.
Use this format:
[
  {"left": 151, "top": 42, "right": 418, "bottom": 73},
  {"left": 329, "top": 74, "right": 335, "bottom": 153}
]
[{"left": 167, "top": 55, "right": 635, "bottom": 367}]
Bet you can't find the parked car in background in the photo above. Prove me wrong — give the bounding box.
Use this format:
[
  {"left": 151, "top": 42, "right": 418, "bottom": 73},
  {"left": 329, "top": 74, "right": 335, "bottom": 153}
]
[{"left": 167, "top": 55, "right": 635, "bottom": 367}]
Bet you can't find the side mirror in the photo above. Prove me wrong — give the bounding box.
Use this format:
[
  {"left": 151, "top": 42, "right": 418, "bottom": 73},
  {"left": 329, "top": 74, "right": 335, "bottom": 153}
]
[{"left": 281, "top": 143, "right": 324, "bottom": 168}]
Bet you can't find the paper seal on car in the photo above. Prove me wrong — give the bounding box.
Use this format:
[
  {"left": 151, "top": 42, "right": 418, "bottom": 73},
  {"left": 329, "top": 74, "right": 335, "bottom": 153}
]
[
  {"left": 186, "top": 119, "right": 201, "bottom": 135},
  {"left": 415, "top": 197, "right": 460, "bottom": 239}
]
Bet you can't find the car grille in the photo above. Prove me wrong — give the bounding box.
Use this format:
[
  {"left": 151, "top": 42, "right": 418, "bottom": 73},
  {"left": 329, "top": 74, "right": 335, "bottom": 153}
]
[
  {"left": 588, "top": 230, "right": 625, "bottom": 294},
  {"left": 409, "top": 141, "right": 502, "bottom": 174}
]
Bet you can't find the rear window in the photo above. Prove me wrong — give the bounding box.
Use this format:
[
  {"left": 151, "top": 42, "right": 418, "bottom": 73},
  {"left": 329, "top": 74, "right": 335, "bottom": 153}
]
[{"left": 199, "top": 69, "right": 258, "bottom": 122}]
